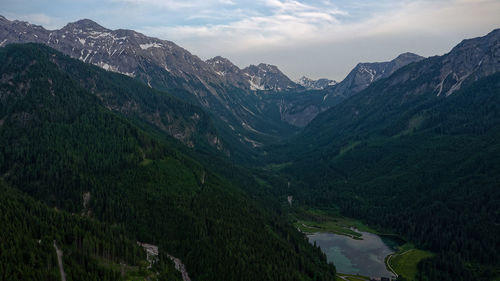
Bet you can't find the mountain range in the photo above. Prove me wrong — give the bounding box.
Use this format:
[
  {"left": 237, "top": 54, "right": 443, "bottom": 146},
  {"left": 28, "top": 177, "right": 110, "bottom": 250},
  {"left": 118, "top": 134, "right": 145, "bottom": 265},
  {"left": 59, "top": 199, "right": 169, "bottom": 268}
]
[
  {"left": 1, "top": 14, "right": 499, "bottom": 281},
  {"left": 0, "top": 16, "right": 424, "bottom": 159}
]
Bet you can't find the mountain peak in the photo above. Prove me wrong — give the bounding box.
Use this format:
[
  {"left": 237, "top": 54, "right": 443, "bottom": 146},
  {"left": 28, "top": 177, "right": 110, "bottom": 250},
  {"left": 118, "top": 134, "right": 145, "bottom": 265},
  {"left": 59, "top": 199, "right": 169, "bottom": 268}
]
[
  {"left": 63, "top": 19, "right": 108, "bottom": 32},
  {"left": 257, "top": 63, "right": 279, "bottom": 71},
  {"left": 207, "top": 56, "right": 231, "bottom": 64},
  {"left": 296, "top": 76, "right": 336, "bottom": 90},
  {"left": 206, "top": 56, "right": 241, "bottom": 77},
  {"left": 242, "top": 63, "right": 298, "bottom": 91},
  {"left": 395, "top": 52, "right": 423, "bottom": 61}
]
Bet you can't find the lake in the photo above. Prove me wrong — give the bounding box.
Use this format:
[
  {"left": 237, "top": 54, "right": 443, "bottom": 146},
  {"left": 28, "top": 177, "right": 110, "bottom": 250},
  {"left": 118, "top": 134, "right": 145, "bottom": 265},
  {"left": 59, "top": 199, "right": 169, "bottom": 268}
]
[{"left": 308, "top": 230, "right": 398, "bottom": 279}]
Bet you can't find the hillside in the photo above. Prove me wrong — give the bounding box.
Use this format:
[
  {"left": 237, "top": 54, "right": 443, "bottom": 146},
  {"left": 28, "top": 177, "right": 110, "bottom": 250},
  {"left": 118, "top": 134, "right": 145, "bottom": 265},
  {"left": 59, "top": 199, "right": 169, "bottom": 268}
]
[
  {"left": 0, "top": 43, "right": 336, "bottom": 281},
  {"left": 0, "top": 16, "right": 303, "bottom": 160},
  {"left": 268, "top": 30, "right": 500, "bottom": 280}
]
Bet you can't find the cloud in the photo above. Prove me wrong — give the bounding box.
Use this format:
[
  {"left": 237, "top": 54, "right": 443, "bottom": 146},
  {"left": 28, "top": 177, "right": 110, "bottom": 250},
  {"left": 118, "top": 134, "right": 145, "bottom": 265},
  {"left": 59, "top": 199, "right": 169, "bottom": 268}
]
[
  {"left": 1, "top": 0, "right": 499, "bottom": 79},
  {"left": 111, "top": 0, "right": 235, "bottom": 10},
  {"left": 3, "top": 13, "right": 64, "bottom": 30},
  {"left": 139, "top": 0, "right": 499, "bottom": 78},
  {"left": 140, "top": 0, "right": 349, "bottom": 51}
]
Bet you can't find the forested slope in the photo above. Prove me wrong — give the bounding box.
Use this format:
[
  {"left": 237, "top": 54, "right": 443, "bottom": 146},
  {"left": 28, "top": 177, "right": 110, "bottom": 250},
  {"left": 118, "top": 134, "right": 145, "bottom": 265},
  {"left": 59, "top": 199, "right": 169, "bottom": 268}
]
[
  {"left": 271, "top": 63, "right": 500, "bottom": 280},
  {"left": 0, "top": 180, "right": 184, "bottom": 281},
  {"left": 0, "top": 43, "right": 336, "bottom": 281}
]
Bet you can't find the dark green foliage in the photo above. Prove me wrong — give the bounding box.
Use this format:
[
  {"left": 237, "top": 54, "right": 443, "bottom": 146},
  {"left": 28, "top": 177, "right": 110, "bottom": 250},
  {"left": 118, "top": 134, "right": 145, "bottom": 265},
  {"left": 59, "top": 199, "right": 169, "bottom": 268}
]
[
  {"left": 272, "top": 70, "right": 500, "bottom": 279},
  {"left": 0, "top": 180, "right": 167, "bottom": 281},
  {"left": 0, "top": 43, "right": 336, "bottom": 280},
  {"left": 135, "top": 60, "right": 302, "bottom": 165}
]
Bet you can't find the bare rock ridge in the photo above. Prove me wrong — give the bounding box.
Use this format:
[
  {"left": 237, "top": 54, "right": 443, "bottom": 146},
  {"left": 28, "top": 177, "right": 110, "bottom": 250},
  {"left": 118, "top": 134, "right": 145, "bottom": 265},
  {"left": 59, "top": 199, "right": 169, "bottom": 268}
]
[
  {"left": 276, "top": 53, "right": 425, "bottom": 127},
  {"left": 242, "top": 63, "right": 299, "bottom": 91},
  {"left": 0, "top": 17, "right": 299, "bottom": 94},
  {"left": 296, "top": 76, "right": 337, "bottom": 90},
  {"left": 357, "top": 28, "right": 500, "bottom": 99},
  {"left": 323, "top": 52, "right": 425, "bottom": 103},
  {"left": 283, "top": 30, "right": 500, "bottom": 129},
  {"left": 434, "top": 28, "right": 500, "bottom": 96}
]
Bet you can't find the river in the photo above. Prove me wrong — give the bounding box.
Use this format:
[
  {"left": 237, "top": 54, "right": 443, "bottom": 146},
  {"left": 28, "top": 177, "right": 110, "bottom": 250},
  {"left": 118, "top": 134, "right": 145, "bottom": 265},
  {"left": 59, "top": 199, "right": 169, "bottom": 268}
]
[{"left": 308, "top": 230, "right": 399, "bottom": 279}]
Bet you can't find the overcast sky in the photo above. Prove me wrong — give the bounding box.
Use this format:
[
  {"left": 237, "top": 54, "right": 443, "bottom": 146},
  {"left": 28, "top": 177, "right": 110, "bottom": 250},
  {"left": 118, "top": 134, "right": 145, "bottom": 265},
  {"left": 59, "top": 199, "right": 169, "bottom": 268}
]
[{"left": 1, "top": 0, "right": 499, "bottom": 81}]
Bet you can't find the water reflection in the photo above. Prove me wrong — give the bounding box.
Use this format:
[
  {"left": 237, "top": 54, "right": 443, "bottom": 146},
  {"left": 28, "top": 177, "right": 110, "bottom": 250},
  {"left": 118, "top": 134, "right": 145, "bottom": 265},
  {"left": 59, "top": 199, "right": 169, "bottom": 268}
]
[{"left": 308, "top": 231, "right": 396, "bottom": 279}]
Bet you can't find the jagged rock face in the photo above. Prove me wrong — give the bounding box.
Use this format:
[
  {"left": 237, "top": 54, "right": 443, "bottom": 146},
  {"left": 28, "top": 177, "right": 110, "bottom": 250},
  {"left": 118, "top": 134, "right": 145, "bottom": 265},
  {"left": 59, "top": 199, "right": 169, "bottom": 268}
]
[
  {"left": 279, "top": 53, "right": 425, "bottom": 127},
  {"left": 0, "top": 17, "right": 222, "bottom": 88},
  {"left": 205, "top": 56, "right": 250, "bottom": 89},
  {"left": 378, "top": 29, "right": 500, "bottom": 98},
  {"left": 242, "top": 63, "right": 299, "bottom": 91},
  {"left": 205, "top": 57, "right": 301, "bottom": 91},
  {"left": 434, "top": 29, "right": 500, "bottom": 96},
  {"left": 296, "top": 76, "right": 337, "bottom": 90},
  {"left": 0, "top": 16, "right": 301, "bottom": 99},
  {"left": 324, "top": 52, "right": 424, "bottom": 102}
]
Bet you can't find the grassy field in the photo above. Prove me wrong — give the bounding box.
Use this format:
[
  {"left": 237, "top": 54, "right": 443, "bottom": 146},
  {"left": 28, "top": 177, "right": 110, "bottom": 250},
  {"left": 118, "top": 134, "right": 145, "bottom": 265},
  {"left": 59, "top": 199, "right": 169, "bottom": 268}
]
[
  {"left": 292, "top": 208, "right": 435, "bottom": 280},
  {"left": 292, "top": 208, "right": 378, "bottom": 239},
  {"left": 387, "top": 243, "right": 434, "bottom": 280}
]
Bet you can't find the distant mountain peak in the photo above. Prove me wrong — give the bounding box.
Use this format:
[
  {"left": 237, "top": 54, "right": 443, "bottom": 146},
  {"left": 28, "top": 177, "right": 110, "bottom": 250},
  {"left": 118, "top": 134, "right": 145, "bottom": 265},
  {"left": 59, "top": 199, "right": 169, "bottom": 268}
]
[
  {"left": 242, "top": 63, "right": 298, "bottom": 91},
  {"left": 395, "top": 52, "right": 422, "bottom": 60},
  {"left": 296, "top": 76, "right": 336, "bottom": 90},
  {"left": 207, "top": 56, "right": 233, "bottom": 65},
  {"left": 63, "top": 19, "right": 109, "bottom": 32},
  {"left": 326, "top": 52, "right": 424, "bottom": 100}
]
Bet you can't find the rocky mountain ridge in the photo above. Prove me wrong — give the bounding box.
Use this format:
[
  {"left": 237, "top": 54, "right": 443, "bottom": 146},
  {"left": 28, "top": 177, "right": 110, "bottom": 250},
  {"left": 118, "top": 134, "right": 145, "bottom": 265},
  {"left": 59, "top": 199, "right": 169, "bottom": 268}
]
[
  {"left": 296, "top": 76, "right": 336, "bottom": 90},
  {"left": 273, "top": 53, "right": 425, "bottom": 127},
  {"left": 0, "top": 15, "right": 448, "bottom": 156},
  {"left": 0, "top": 16, "right": 304, "bottom": 158},
  {"left": 322, "top": 52, "right": 424, "bottom": 103}
]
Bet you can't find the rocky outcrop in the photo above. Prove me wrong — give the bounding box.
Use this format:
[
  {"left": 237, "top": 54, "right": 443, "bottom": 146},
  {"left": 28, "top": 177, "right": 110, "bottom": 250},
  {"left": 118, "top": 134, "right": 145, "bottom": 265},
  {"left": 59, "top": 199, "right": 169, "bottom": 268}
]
[{"left": 296, "top": 76, "right": 336, "bottom": 90}]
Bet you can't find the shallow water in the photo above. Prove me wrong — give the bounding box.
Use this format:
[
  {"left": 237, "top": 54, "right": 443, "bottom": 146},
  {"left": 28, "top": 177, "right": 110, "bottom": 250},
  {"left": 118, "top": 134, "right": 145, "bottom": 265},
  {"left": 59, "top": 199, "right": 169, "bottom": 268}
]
[{"left": 308, "top": 231, "right": 397, "bottom": 279}]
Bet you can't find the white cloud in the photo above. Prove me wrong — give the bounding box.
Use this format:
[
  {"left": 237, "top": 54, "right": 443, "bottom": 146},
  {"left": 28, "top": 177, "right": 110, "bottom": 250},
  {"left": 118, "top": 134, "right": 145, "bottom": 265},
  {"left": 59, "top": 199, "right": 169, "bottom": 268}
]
[
  {"left": 3, "top": 13, "right": 64, "bottom": 30},
  {"left": 3, "top": 0, "right": 499, "bottom": 80},
  {"left": 140, "top": 0, "right": 348, "bottom": 50},
  {"left": 111, "top": 0, "right": 228, "bottom": 10},
  {"left": 136, "top": 0, "right": 499, "bottom": 79}
]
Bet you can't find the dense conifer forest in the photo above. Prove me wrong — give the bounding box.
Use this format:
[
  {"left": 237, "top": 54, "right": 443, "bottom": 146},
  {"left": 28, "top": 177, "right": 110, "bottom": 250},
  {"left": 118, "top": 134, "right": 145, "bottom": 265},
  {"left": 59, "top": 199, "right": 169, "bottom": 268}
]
[
  {"left": 0, "top": 44, "right": 336, "bottom": 281},
  {"left": 271, "top": 70, "right": 500, "bottom": 280}
]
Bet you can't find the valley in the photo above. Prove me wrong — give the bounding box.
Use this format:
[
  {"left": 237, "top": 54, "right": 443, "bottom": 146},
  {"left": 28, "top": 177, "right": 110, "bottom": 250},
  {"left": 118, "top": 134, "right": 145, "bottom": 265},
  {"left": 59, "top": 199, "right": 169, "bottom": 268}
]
[{"left": 0, "top": 14, "right": 499, "bottom": 281}]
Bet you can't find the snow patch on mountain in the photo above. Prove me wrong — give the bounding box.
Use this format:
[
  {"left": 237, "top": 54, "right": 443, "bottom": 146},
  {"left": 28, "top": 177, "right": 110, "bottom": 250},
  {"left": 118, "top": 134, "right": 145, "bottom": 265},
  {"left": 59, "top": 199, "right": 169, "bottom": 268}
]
[
  {"left": 296, "top": 76, "right": 336, "bottom": 90},
  {"left": 140, "top": 42, "right": 163, "bottom": 50}
]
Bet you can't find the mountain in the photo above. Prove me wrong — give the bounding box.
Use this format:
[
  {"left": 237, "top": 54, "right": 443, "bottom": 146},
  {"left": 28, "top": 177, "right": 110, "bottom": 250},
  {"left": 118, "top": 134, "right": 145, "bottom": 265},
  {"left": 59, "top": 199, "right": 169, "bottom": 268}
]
[
  {"left": 323, "top": 52, "right": 424, "bottom": 102},
  {"left": 241, "top": 63, "right": 300, "bottom": 91},
  {"left": 205, "top": 56, "right": 250, "bottom": 89},
  {"left": 269, "top": 29, "right": 500, "bottom": 280},
  {"left": 5, "top": 41, "right": 224, "bottom": 151},
  {"left": 296, "top": 76, "right": 337, "bottom": 90},
  {"left": 0, "top": 16, "right": 305, "bottom": 161},
  {"left": 0, "top": 16, "right": 425, "bottom": 150},
  {"left": 264, "top": 53, "right": 423, "bottom": 128},
  {"left": 0, "top": 16, "right": 225, "bottom": 95},
  {"left": 205, "top": 56, "right": 301, "bottom": 91},
  {"left": 0, "top": 43, "right": 337, "bottom": 280}
]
